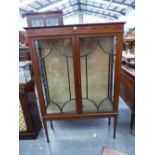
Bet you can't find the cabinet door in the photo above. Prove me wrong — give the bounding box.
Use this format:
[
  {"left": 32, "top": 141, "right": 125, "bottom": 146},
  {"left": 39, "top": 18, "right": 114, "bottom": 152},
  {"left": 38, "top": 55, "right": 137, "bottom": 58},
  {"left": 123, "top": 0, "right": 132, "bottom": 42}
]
[
  {"left": 34, "top": 38, "right": 76, "bottom": 114},
  {"left": 78, "top": 35, "right": 117, "bottom": 112}
]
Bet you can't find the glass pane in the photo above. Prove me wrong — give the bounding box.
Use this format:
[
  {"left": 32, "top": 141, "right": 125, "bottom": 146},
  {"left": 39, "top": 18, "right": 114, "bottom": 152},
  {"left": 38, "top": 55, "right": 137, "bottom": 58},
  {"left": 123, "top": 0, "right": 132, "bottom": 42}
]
[
  {"left": 79, "top": 36, "right": 116, "bottom": 112},
  {"left": 34, "top": 38, "right": 76, "bottom": 114},
  {"left": 32, "top": 19, "right": 44, "bottom": 27},
  {"left": 46, "top": 18, "right": 59, "bottom": 26}
]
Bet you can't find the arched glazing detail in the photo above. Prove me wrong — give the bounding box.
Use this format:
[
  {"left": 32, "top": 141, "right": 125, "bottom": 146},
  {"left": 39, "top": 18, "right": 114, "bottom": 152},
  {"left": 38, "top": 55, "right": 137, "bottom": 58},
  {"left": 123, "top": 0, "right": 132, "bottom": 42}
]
[
  {"left": 55, "top": 38, "right": 73, "bottom": 58},
  {"left": 39, "top": 40, "right": 54, "bottom": 60},
  {"left": 34, "top": 36, "right": 116, "bottom": 114},
  {"left": 35, "top": 38, "right": 76, "bottom": 114},
  {"left": 80, "top": 36, "right": 116, "bottom": 112},
  {"left": 79, "top": 37, "right": 98, "bottom": 57},
  {"left": 98, "top": 36, "right": 117, "bottom": 55}
]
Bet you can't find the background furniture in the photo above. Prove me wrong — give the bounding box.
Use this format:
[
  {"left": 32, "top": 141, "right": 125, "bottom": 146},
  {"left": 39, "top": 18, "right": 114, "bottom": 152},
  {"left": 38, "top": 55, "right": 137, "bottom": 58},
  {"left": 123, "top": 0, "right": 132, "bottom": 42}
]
[
  {"left": 124, "top": 28, "right": 135, "bottom": 51},
  {"left": 124, "top": 35, "right": 135, "bottom": 54},
  {"left": 120, "top": 64, "right": 135, "bottom": 133},
  {"left": 25, "top": 11, "right": 63, "bottom": 27},
  {"left": 19, "top": 80, "right": 41, "bottom": 139},
  {"left": 122, "top": 53, "right": 135, "bottom": 69},
  {"left": 25, "top": 22, "right": 124, "bottom": 142},
  {"left": 19, "top": 47, "right": 41, "bottom": 139},
  {"left": 19, "top": 46, "right": 31, "bottom": 61},
  {"left": 19, "top": 31, "right": 28, "bottom": 46}
]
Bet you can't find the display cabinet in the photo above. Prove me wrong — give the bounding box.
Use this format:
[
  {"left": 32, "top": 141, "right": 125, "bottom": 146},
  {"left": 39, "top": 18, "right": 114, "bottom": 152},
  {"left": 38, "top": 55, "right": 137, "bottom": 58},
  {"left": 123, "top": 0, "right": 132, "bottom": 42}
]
[
  {"left": 25, "top": 22, "right": 124, "bottom": 142},
  {"left": 25, "top": 11, "right": 63, "bottom": 27}
]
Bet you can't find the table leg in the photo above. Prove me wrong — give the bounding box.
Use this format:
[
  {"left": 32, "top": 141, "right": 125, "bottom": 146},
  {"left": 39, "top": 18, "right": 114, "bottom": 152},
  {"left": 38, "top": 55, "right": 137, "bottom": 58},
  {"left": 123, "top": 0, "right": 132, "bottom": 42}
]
[
  {"left": 108, "top": 118, "right": 111, "bottom": 126},
  {"left": 43, "top": 119, "right": 50, "bottom": 143},
  {"left": 113, "top": 115, "right": 118, "bottom": 139},
  {"left": 130, "top": 112, "right": 135, "bottom": 134}
]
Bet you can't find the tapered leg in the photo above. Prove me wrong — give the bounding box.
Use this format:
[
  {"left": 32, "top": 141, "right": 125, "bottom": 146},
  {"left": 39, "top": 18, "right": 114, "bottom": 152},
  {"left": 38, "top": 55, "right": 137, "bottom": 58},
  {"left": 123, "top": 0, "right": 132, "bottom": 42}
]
[
  {"left": 108, "top": 118, "right": 111, "bottom": 126},
  {"left": 130, "top": 112, "right": 135, "bottom": 134},
  {"left": 50, "top": 121, "right": 53, "bottom": 129},
  {"left": 113, "top": 115, "right": 118, "bottom": 139},
  {"left": 43, "top": 119, "right": 50, "bottom": 143}
]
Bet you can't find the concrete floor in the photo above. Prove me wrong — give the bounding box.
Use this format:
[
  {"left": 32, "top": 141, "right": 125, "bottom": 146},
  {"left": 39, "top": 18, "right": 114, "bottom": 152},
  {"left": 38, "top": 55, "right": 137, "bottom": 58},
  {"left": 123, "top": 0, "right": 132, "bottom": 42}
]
[{"left": 19, "top": 97, "right": 135, "bottom": 155}]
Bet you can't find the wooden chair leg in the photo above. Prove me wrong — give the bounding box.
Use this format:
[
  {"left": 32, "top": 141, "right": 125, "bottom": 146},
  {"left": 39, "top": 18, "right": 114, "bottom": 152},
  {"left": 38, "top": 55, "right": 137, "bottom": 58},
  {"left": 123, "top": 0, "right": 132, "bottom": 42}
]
[
  {"left": 108, "top": 118, "right": 111, "bottom": 126},
  {"left": 130, "top": 112, "right": 135, "bottom": 134},
  {"left": 43, "top": 119, "right": 50, "bottom": 143},
  {"left": 113, "top": 115, "right": 118, "bottom": 139}
]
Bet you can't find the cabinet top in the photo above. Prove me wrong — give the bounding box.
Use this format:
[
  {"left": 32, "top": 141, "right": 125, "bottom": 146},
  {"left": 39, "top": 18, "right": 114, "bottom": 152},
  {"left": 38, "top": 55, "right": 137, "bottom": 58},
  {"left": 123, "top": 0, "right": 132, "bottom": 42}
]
[
  {"left": 24, "top": 11, "right": 63, "bottom": 16},
  {"left": 25, "top": 22, "right": 125, "bottom": 38},
  {"left": 25, "top": 22, "right": 125, "bottom": 30}
]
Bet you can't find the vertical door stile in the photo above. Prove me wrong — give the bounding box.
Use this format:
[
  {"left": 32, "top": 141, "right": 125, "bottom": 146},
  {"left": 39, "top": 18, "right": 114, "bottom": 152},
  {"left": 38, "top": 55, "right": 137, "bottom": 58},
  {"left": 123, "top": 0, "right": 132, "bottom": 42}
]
[
  {"left": 113, "top": 32, "right": 124, "bottom": 112},
  {"left": 28, "top": 39, "right": 47, "bottom": 116},
  {"left": 72, "top": 36, "right": 83, "bottom": 114}
]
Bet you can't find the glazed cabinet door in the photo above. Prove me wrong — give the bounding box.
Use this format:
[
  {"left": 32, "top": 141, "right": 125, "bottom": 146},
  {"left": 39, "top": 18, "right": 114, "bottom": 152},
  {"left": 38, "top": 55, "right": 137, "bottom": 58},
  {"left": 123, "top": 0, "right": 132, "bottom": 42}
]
[
  {"left": 34, "top": 38, "right": 77, "bottom": 114},
  {"left": 78, "top": 35, "right": 117, "bottom": 113}
]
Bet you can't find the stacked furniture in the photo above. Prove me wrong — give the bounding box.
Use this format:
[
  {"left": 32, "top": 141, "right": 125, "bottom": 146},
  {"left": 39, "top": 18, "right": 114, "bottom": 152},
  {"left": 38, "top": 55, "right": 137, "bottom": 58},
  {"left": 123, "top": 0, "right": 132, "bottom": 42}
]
[
  {"left": 19, "top": 46, "right": 41, "bottom": 139},
  {"left": 120, "top": 33, "right": 135, "bottom": 133}
]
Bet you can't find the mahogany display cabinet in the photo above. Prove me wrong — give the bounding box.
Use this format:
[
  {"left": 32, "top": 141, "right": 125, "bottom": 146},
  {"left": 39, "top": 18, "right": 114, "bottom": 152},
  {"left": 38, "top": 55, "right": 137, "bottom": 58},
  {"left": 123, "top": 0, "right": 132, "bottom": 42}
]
[{"left": 25, "top": 22, "right": 125, "bottom": 142}]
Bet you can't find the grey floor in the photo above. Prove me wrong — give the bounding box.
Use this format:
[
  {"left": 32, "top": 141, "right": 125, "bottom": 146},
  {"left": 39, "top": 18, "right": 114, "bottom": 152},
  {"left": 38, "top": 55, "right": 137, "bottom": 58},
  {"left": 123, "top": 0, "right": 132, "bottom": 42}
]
[{"left": 19, "top": 97, "right": 135, "bottom": 155}]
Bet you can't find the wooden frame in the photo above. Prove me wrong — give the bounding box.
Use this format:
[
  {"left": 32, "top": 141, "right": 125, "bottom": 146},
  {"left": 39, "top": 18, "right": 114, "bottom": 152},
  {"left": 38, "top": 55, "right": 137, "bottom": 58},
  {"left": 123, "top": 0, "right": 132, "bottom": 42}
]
[{"left": 25, "top": 22, "right": 125, "bottom": 142}]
